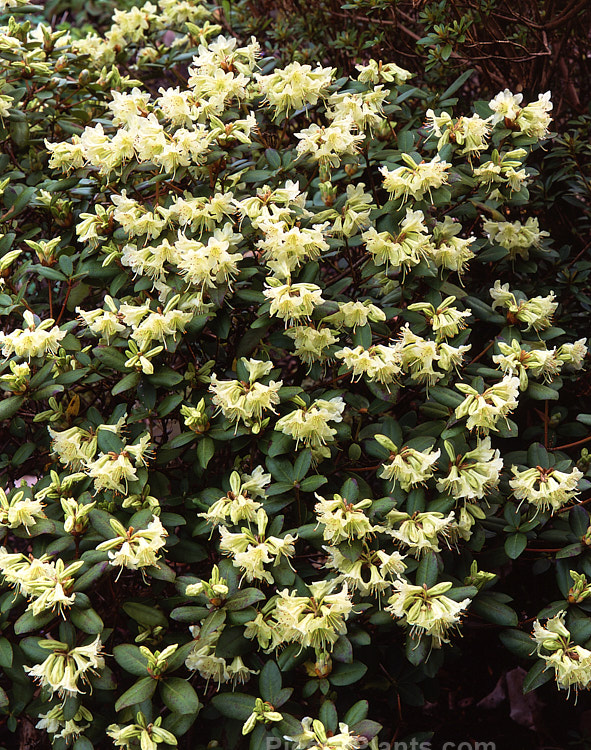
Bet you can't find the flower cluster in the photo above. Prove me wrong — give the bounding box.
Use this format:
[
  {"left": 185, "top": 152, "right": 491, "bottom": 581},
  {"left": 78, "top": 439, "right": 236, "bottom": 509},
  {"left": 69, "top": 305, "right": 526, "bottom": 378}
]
[
  {"left": 218, "top": 508, "right": 297, "bottom": 584},
  {"left": 25, "top": 636, "right": 104, "bottom": 698},
  {"left": 0, "top": 488, "right": 45, "bottom": 530},
  {"left": 509, "top": 465, "right": 583, "bottom": 513},
  {"left": 490, "top": 280, "right": 558, "bottom": 331},
  {"left": 200, "top": 467, "right": 270, "bottom": 526},
  {"left": 325, "top": 546, "right": 407, "bottom": 597},
  {"left": 489, "top": 89, "right": 553, "bottom": 138},
  {"left": 185, "top": 621, "right": 257, "bottom": 687},
  {"left": 96, "top": 516, "right": 168, "bottom": 571},
  {"left": 0, "top": 311, "right": 66, "bottom": 360},
  {"left": 276, "top": 396, "right": 345, "bottom": 456},
  {"left": 380, "top": 154, "right": 451, "bottom": 202},
  {"left": 385, "top": 510, "right": 456, "bottom": 557},
  {"left": 0, "top": 548, "right": 83, "bottom": 616},
  {"left": 245, "top": 580, "right": 353, "bottom": 654},
  {"left": 377, "top": 435, "right": 440, "bottom": 491},
  {"left": 286, "top": 717, "right": 366, "bottom": 750},
  {"left": 483, "top": 217, "right": 549, "bottom": 259},
  {"left": 387, "top": 580, "right": 472, "bottom": 647},
  {"left": 437, "top": 438, "right": 503, "bottom": 501},
  {"left": 210, "top": 358, "right": 282, "bottom": 433},
  {"left": 108, "top": 712, "right": 178, "bottom": 750},
  {"left": 455, "top": 376, "right": 520, "bottom": 434},
  {"left": 314, "top": 493, "right": 377, "bottom": 544},
  {"left": 532, "top": 613, "right": 591, "bottom": 694}
]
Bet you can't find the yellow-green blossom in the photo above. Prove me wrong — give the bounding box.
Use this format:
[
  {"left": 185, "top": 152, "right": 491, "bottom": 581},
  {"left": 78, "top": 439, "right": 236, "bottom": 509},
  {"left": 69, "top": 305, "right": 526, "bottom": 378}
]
[
  {"left": 387, "top": 579, "right": 471, "bottom": 647},
  {"left": 509, "top": 465, "right": 583, "bottom": 513},
  {"left": 25, "top": 636, "right": 104, "bottom": 698},
  {"left": 436, "top": 437, "right": 503, "bottom": 500},
  {"left": 377, "top": 435, "right": 439, "bottom": 491},
  {"left": 96, "top": 516, "right": 168, "bottom": 571},
  {"left": 455, "top": 376, "right": 520, "bottom": 434},
  {"left": 385, "top": 510, "right": 455, "bottom": 557},
  {"left": 314, "top": 493, "right": 377, "bottom": 544}
]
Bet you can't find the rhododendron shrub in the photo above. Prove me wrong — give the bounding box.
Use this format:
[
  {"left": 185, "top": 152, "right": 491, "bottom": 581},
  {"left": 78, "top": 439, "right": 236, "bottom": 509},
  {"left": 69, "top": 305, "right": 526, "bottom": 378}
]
[{"left": 0, "top": 1, "right": 590, "bottom": 748}]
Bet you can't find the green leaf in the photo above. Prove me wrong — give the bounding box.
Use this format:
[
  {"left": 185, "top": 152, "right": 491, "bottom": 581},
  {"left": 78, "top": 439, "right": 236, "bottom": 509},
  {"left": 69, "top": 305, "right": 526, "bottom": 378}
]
[
  {"left": 63, "top": 696, "right": 80, "bottom": 721},
  {"left": 293, "top": 449, "right": 312, "bottom": 481},
  {"left": 73, "top": 739, "right": 94, "bottom": 750},
  {"left": 537, "top": 601, "right": 567, "bottom": 619},
  {"left": 197, "top": 437, "right": 215, "bottom": 469},
  {"left": 0, "top": 395, "right": 25, "bottom": 420},
  {"left": 344, "top": 700, "right": 368, "bottom": 726},
  {"left": 526, "top": 382, "right": 559, "bottom": 401},
  {"left": 28, "top": 263, "right": 66, "bottom": 281},
  {"left": 405, "top": 631, "right": 429, "bottom": 666},
  {"left": 146, "top": 562, "right": 176, "bottom": 582},
  {"left": 113, "top": 644, "right": 148, "bottom": 676},
  {"left": 570, "top": 505, "right": 590, "bottom": 537},
  {"left": 259, "top": 660, "right": 282, "bottom": 703},
  {"left": 329, "top": 661, "right": 367, "bottom": 686},
  {"left": 446, "top": 586, "right": 477, "bottom": 602},
  {"left": 11, "top": 186, "right": 36, "bottom": 216},
  {"left": 268, "top": 431, "right": 293, "bottom": 457},
  {"left": 171, "top": 605, "right": 210, "bottom": 623},
  {"left": 225, "top": 588, "right": 266, "bottom": 611},
  {"left": 11, "top": 442, "right": 35, "bottom": 466},
  {"left": 200, "top": 609, "right": 227, "bottom": 638},
  {"left": 162, "top": 712, "right": 197, "bottom": 738},
  {"left": 266, "top": 148, "right": 281, "bottom": 169},
  {"left": 299, "top": 475, "right": 328, "bottom": 492},
  {"left": 123, "top": 602, "right": 168, "bottom": 628},
  {"left": 429, "top": 386, "right": 464, "bottom": 408},
  {"left": 148, "top": 367, "right": 183, "bottom": 387},
  {"left": 249, "top": 723, "right": 267, "bottom": 750},
  {"left": 352, "top": 323, "right": 372, "bottom": 348},
  {"left": 351, "top": 720, "right": 382, "bottom": 742},
  {"left": 471, "top": 594, "right": 518, "bottom": 626},
  {"left": 0, "top": 637, "right": 13, "bottom": 668},
  {"left": 319, "top": 700, "right": 338, "bottom": 733},
  {"left": 499, "top": 629, "right": 536, "bottom": 659},
  {"left": 438, "top": 69, "right": 475, "bottom": 100},
  {"left": 111, "top": 372, "right": 140, "bottom": 396},
  {"left": 397, "top": 130, "right": 414, "bottom": 152},
  {"left": 211, "top": 692, "right": 256, "bottom": 720},
  {"left": 464, "top": 296, "right": 505, "bottom": 324},
  {"left": 273, "top": 687, "right": 292, "bottom": 709},
  {"left": 58, "top": 254, "right": 74, "bottom": 277},
  {"left": 93, "top": 346, "right": 129, "bottom": 372},
  {"left": 160, "top": 677, "right": 200, "bottom": 714},
  {"left": 569, "top": 616, "right": 591, "bottom": 643},
  {"left": 555, "top": 543, "right": 583, "bottom": 559},
  {"left": 165, "top": 641, "right": 199, "bottom": 673},
  {"left": 158, "top": 392, "right": 183, "bottom": 417},
  {"left": 72, "top": 562, "right": 110, "bottom": 592},
  {"left": 415, "top": 550, "right": 438, "bottom": 587},
  {"left": 505, "top": 533, "right": 527, "bottom": 560},
  {"left": 522, "top": 659, "right": 553, "bottom": 693},
  {"left": 114, "top": 676, "right": 157, "bottom": 711},
  {"left": 215, "top": 625, "right": 251, "bottom": 658},
  {"left": 527, "top": 442, "right": 549, "bottom": 468},
  {"left": 70, "top": 606, "right": 104, "bottom": 634},
  {"left": 333, "top": 635, "right": 353, "bottom": 664},
  {"left": 91, "top": 665, "right": 117, "bottom": 691},
  {"left": 14, "top": 608, "right": 55, "bottom": 634}
]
